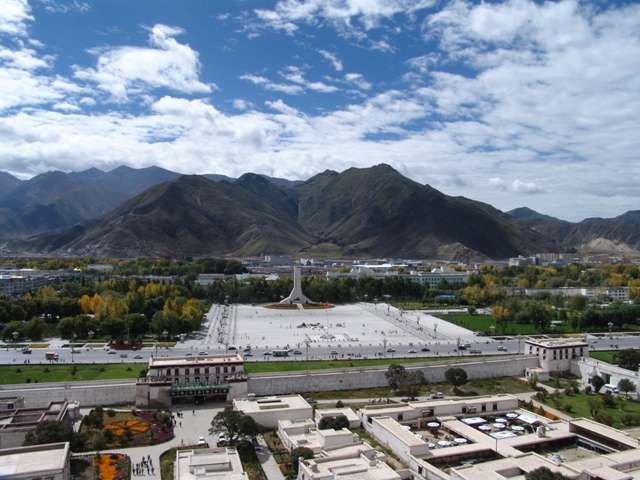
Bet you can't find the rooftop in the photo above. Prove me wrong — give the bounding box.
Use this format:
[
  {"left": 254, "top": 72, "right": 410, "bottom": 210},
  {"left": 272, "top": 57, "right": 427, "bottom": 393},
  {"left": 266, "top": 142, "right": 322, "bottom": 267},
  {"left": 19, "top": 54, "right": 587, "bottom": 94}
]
[
  {"left": 234, "top": 395, "right": 311, "bottom": 414},
  {"left": 149, "top": 354, "right": 243, "bottom": 368},
  {"left": 0, "top": 442, "right": 69, "bottom": 476}
]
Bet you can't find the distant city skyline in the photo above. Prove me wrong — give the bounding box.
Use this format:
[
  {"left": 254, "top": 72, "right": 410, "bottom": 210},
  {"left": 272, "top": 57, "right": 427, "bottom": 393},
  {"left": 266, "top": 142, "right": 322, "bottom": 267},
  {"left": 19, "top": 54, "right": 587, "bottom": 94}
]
[{"left": 1, "top": 0, "right": 639, "bottom": 222}]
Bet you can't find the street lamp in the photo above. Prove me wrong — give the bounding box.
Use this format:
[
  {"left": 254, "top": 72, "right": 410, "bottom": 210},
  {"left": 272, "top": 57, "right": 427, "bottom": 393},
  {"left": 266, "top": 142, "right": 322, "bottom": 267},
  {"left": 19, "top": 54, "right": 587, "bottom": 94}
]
[
  {"left": 608, "top": 322, "right": 614, "bottom": 337},
  {"left": 162, "top": 330, "right": 168, "bottom": 349},
  {"left": 551, "top": 324, "right": 556, "bottom": 336},
  {"left": 517, "top": 334, "right": 521, "bottom": 355},
  {"left": 383, "top": 336, "right": 388, "bottom": 357},
  {"left": 88, "top": 330, "right": 94, "bottom": 351},
  {"left": 71, "top": 334, "right": 77, "bottom": 363},
  {"left": 12, "top": 331, "right": 18, "bottom": 344},
  {"left": 489, "top": 325, "right": 495, "bottom": 337},
  {"left": 304, "top": 336, "right": 311, "bottom": 361}
]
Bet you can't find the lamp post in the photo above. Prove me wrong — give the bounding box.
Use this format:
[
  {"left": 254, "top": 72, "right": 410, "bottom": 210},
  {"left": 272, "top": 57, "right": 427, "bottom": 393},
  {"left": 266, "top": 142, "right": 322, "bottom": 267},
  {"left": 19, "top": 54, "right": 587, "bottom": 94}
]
[
  {"left": 162, "top": 330, "right": 168, "bottom": 349},
  {"left": 517, "top": 334, "right": 521, "bottom": 355},
  {"left": 12, "top": 331, "right": 18, "bottom": 344},
  {"left": 71, "top": 334, "right": 76, "bottom": 363},
  {"left": 304, "top": 336, "right": 311, "bottom": 361},
  {"left": 383, "top": 336, "right": 388, "bottom": 357},
  {"left": 490, "top": 325, "right": 495, "bottom": 337},
  {"left": 608, "top": 322, "right": 614, "bottom": 337},
  {"left": 88, "top": 330, "right": 94, "bottom": 351},
  {"left": 551, "top": 324, "right": 556, "bottom": 336}
]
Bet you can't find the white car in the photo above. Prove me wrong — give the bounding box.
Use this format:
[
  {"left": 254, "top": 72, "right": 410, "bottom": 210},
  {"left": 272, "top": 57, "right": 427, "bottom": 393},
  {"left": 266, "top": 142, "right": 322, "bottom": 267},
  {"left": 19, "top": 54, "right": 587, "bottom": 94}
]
[
  {"left": 408, "top": 349, "right": 417, "bottom": 353},
  {"left": 198, "top": 436, "right": 207, "bottom": 445},
  {"left": 218, "top": 433, "right": 229, "bottom": 443}
]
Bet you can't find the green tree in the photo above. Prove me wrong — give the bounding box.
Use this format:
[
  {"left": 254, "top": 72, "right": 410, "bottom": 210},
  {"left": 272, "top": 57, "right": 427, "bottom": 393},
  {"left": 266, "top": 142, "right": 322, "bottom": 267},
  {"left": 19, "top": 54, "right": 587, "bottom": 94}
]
[
  {"left": 618, "top": 349, "right": 640, "bottom": 371},
  {"left": 318, "top": 416, "right": 349, "bottom": 430},
  {"left": 591, "top": 375, "right": 605, "bottom": 393},
  {"left": 385, "top": 364, "right": 426, "bottom": 400},
  {"left": 587, "top": 396, "right": 603, "bottom": 417},
  {"left": 1, "top": 321, "right": 25, "bottom": 342},
  {"left": 618, "top": 379, "right": 637, "bottom": 396},
  {"left": 444, "top": 367, "right": 468, "bottom": 391},
  {"left": 24, "top": 316, "right": 48, "bottom": 340},
  {"left": 524, "top": 466, "right": 573, "bottom": 480},
  {"left": 23, "top": 420, "right": 80, "bottom": 449},
  {"left": 290, "top": 447, "right": 314, "bottom": 473},
  {"left": 209, "top": 410, "right": 260, "bottom": 445}
]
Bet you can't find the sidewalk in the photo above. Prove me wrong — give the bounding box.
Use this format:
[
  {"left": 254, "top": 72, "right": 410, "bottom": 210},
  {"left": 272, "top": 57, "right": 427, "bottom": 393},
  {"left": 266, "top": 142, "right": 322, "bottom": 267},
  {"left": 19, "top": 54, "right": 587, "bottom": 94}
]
[{"left": 255, "top": 436, "right": 286, "bottom": 480}]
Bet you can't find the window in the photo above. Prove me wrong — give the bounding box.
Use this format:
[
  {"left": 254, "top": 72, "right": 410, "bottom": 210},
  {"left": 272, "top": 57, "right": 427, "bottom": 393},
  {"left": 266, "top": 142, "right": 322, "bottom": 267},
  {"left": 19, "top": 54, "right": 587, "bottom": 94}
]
[
  {"left": 223, "top": 366, "right": 228, "bottom": 373},
  {"left": 166, "top": 368, "right": 171, "bottom": 376},
  {"left": 231, "top": 366, "right": 236, "bottom": 373},
  {"left": 205, "top": 367, "right": 209, "bottom": 374},
  {"left": 481, "top": 404, "right": 486, "bottom": 412},
  {"left": 216, "top": 367, "right": 220, "bottom": 374},
  {"left": 398, "top": 414, "right": 404, "bottom": 421},
  {"left": 174, "top": 368, "right": 179, "bottom": 376},
  {"left": 185, "top": 368, "right": 190, "bottom": 374},
  {"left": 195, "top": 368, "right": 200, "bottom": 374},
  {"left": 493, "top": 403, "right": 498, "bottom": 411}
]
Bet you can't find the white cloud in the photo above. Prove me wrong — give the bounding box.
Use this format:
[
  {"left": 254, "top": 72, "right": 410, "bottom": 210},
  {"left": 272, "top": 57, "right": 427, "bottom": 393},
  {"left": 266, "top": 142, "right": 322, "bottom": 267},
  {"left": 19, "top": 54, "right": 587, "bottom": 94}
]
[
  {"left": 489, "top": 177, "right": 543, "bottom": 194},
  {"left": 240, "top": 73, "right": 304, "bottom": 94},
  {"left": 0, "top": 0, "right": 33, "bottom": 37},
  {"left": 344, "top": 73, "right": 371, "bottom": 90},
  {"left": 319, "top": 49, "right": 343, "bottom": 71},
  {"left": 73, "top": 24, "right": 213, "bottom": 102}
]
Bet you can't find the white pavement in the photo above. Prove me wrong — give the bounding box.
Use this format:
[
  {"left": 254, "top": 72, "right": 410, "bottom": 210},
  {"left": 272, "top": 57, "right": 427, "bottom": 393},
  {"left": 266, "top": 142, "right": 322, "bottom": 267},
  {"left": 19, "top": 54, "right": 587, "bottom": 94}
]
[{"left": 190, "top": 303, "right": 478, "bottom": 354}]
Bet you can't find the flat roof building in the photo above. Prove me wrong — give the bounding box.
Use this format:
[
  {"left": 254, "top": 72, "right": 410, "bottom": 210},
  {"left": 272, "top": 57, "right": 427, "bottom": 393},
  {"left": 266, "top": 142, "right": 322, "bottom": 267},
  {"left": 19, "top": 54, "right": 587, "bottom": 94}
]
[
  {"left": 174, "top": 447, "right": 247, "bottom": 480},
  {"left": 234, "top": 395, "right": 312, "bottom": 429},
  {"left": 525, "top": 339, "right": 589, "bottom": 373},
  {"left": 0, "top": 442, "right": 70, "bottom": 480},
  {"left": 136, "top": 354, "right": 247, "bottom": 408}
]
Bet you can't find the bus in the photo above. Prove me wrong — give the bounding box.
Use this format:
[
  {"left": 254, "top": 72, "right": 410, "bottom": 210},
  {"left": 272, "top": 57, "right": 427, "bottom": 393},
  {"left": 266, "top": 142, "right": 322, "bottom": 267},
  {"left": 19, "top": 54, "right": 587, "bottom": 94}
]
[{"left": 272, "top": 350, "right": 289, "bottom": 358}]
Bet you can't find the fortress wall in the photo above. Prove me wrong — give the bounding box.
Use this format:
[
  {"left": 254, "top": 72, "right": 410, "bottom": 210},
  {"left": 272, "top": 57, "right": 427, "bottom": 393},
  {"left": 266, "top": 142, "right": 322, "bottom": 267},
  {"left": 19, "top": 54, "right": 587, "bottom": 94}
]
[{"left": 246, "top": 356, "right": 539, "bottom": 396}]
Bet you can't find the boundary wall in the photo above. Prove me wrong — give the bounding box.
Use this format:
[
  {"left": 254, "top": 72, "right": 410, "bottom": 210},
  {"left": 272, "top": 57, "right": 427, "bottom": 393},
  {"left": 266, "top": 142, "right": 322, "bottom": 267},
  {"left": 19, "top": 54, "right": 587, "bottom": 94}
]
[
  {"left": 0, "top": 356, "right": 540, "bottom": 406},
  {"left": 0, "top": 379, "right": 137, "bottom": 407},
  {"left": 246, "top": 356, "right": 539, "bottom": 396},
  {"left": 571, "top": 357, "right": 640, "bottom": 400}
]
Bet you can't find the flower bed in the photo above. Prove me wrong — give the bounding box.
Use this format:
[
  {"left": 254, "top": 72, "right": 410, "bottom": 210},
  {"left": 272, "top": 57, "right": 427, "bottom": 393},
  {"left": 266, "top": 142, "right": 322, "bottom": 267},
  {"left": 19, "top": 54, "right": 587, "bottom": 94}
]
[{"left": 95, "top": 453, "right": 130, "bottom": 480}]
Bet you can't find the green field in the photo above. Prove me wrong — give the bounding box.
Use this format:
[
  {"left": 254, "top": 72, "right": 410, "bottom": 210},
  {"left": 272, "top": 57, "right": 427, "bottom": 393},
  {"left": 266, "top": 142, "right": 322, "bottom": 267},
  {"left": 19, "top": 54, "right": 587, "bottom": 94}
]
[
  {"left": 0, "top": 364, "right": 144, "bottom": 384},
  {"left": 589, "top": 351, "right": 620, "bottom": 365},
  {"left": 435, "top": 313, "right": 573, "bottom": 335}
]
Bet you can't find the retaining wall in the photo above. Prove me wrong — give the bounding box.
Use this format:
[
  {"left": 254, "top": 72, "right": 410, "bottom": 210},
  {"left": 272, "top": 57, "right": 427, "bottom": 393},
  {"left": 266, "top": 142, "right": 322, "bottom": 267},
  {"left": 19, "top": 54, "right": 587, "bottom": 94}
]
[
  {"left": 0, "top": 379, "right": 137, "bottom": 408},
  {"left": 246, "top": 356, "right": 539, "bottom": 396}
]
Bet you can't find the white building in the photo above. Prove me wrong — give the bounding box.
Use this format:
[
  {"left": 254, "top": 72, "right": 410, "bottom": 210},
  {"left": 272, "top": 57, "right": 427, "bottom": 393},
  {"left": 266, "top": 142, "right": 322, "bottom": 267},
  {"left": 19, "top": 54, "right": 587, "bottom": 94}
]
[
  {"left": 297, "top": 449, "right": 400, "bottom": 480},
  {"left": 174, "top": 447, "right": 248, "bottom": 480},
  {"left": 136, "top": 354, "right": 247, "bottom": 408},
  {"left": 314, "top": 407, "right": 361, "bottom": 430},
  {"left": 525, "top": 339, "right": 589, "bottom": 374},
  {"left": 233, "top": 395, "right": 313, "bottom": 429},
  {"left": 0, "top": 442, "right": 70, "bottom": 480}
]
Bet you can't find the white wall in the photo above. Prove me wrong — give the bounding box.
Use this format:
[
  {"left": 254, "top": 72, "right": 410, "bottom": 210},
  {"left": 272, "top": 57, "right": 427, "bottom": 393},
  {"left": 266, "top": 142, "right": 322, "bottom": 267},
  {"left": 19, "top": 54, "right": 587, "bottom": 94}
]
[{"left": 571, "top": 357, "right": 640, "bottom": 400}]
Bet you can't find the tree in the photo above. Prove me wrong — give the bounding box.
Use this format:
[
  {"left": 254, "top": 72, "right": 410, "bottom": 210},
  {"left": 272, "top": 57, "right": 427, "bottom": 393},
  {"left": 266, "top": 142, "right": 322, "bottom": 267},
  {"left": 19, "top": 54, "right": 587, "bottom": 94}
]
[
  {"left": 23, "top": 420, "right": 75, "bottom": 446},
  {"left": 524, "top": 466, "right": 573, "bottom": 480},
  {"left": 618, "top": 379, "right": 637, "bottom": 397},
  {"left": 618, "top": 349, "right": 640, "bottom": 371},
  {"left": 385, "top": 364, "right": 407, "bottom": 390},
  {"left": 444, "top": 367, "right": 468, "bottom": 391},
  {"left": 591, "top": 375, "right": 605, "bottom": 393},
  {"left": 385, "top": 364, "right": 426, "bottom": 400},
  {"left": 24, "top": 316, "right": 48, "bottom": 340},
  {"left": 587, "top": 396, "right": 603, "bottom": 417},
  {"left": 209, "top": 410, "right": 260, "bottom": 445},
  {"left": 290, "top": 447, "right": 314, "bottom": 473},
  {"left": 318, "top": 415, "right": 349, "bottom": 430}
]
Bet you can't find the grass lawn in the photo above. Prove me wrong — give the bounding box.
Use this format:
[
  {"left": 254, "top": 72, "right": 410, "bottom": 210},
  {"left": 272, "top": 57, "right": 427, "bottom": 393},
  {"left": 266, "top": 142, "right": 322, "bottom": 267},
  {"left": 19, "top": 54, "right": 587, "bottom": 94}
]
[
  {"left": 0, "top": 364, "right": 144, "bottom": 384},
  {"left": 537, "top": 377, "right": 640, "bottom": 429},
  {"left": 434, "top": 313, "right": 574, "bottom": 336},
  {"left": 590, "top": 351, "right": 619, "bottom": 365},
  {"left": 244, "top": 355, "right": 487, "bottom": 374}
]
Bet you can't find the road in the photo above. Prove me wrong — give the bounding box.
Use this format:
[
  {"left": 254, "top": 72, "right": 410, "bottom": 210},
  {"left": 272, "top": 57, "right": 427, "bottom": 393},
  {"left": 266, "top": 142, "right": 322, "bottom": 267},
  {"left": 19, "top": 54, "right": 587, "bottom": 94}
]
[{"left": 2, "top": 332, "right": 639, "bottom": 365}]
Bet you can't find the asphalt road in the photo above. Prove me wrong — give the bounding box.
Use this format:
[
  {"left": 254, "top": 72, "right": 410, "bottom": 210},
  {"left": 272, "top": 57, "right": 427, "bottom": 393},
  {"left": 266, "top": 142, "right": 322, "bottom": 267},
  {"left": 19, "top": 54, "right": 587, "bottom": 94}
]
[{"left": 2, "top": 333, "right": 639, "bottom": 365}]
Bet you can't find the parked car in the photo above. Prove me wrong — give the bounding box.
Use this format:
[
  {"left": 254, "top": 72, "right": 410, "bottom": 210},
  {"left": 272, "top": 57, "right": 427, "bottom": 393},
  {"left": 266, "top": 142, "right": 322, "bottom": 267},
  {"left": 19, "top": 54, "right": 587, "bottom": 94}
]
[
  {"left": 263, "top": 351, "right": 272, "bottom": 356},
  {"left": 386, "top": 347, "right": 396, "bottom": 353},
  {"left": 198, "top": 351, "right": 208, "bottom": 355},
  {"left": 21, "top": 347, "right": 32, "bottom": 354},
  {"left": 408, "top": 349, "right": 417, "bottom": 353},
  {"left": 218, "top": 433, "right": 229, "bottom": 443},
  {"left": 133, "top": 354, "right": 143, "bottom": 359},
  {"left": 198, "top": 436, "right": 207, "bottom": 445},
  {"left": 293, "top": 350, "right": 302, "bottom": 354},
  {"left": 120, "top": 353, "right": 128, "bottom": 358},
  {"left": 305, "top": 397, "right": 317, "bottom": 404},
  {"left": 108, "top": 350, "right": 117, "bottom": 354},
  {"left": 227, "top": 346, "right": 237, "bottom": 350},
  {"left": 497, "top": 346, "right": 507, "bottom": 351},
  {"left": 421, "top": 347, "right": 430, "bottom": 352},
  {"left": 430, "top": 392, "right": 444, "bottom": 399}
]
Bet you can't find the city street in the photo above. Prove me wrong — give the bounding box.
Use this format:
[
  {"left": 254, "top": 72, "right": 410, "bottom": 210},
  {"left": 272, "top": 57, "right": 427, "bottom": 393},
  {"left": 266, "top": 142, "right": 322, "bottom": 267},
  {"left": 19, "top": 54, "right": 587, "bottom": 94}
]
[{"left": 1, "top": 302, "right": 639, "bottom": 365}]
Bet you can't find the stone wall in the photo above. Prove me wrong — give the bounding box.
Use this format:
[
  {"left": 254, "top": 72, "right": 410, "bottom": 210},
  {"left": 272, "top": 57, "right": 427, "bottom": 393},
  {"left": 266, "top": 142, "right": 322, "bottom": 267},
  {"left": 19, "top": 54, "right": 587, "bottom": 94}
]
[
  {"left": 246, "top": 356, "right": 539, "bottom": 396},
  {"left": 571, "top": 357, "right": 640, "bottom": 400},
  {"left": 0, "top": 379, "right": 137, "bottom": 408}
]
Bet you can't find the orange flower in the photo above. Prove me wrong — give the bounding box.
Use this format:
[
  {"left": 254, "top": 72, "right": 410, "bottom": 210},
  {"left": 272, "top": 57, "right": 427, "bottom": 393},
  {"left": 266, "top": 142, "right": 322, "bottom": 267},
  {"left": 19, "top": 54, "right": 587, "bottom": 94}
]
[
  {"left": 104, "top": 419, "right": 149, "bottom": 436},
  {"left": 95, "top": 454, "right": 122, "bottom": 480}
]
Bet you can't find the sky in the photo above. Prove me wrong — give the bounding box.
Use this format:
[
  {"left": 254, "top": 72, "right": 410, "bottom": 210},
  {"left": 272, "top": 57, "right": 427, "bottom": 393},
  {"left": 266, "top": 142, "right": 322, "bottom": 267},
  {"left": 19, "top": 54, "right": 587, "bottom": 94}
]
[{"left": 1, "top": 0, "right": 639, "bottom": 222}]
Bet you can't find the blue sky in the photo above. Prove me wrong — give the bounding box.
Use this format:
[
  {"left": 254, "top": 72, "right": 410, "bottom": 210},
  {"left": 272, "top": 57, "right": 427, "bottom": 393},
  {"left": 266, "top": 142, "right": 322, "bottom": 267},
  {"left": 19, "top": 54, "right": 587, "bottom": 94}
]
[{"left": 1, "top": 0, "right": 640, "bottom": 222}]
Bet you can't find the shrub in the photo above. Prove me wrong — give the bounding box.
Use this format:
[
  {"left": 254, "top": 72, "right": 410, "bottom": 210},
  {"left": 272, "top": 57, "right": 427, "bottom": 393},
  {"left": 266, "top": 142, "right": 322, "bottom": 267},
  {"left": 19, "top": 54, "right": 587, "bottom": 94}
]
[
  {"left": 602, "top": 393, "right": 617, "bottom": 408},
  {"left": 26, "top": 378, "right": 31, "bottom": 383},
  {"left": 621, "top": 413, "right": 640, "bottom": 426},
  {"left": 107, "top": 409, "right": 116, "bottom": 417},
  {"left": 535, "top": 392, "right": 546, "bottom": 402},
  {"left": 43, "top": 368, "right": 50, "bottom": 373},
  {"left": 563, "top": 387, "right": 572, "bottom": 396},
  {"left": 15, "top": 368, "right": 21, "bottom": 373},
  {"left": 594, "top": 413, "right": 614, "bottom": 426},
  {"left": 564, "top": 403, "right": 573, "bottom": 413},
  {"left": 584, "top": 386, "right": 592, "bottom": 395},
  {"left": 335, "top": 400, "right": 344, "bottom": 408}
]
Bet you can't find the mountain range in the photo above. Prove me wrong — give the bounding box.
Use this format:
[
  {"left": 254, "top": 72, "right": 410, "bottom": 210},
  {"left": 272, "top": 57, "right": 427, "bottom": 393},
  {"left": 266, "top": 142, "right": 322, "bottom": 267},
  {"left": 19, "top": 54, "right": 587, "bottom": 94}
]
[{"left": 0, "top": 164, "right": 638, "bottom": 260}]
